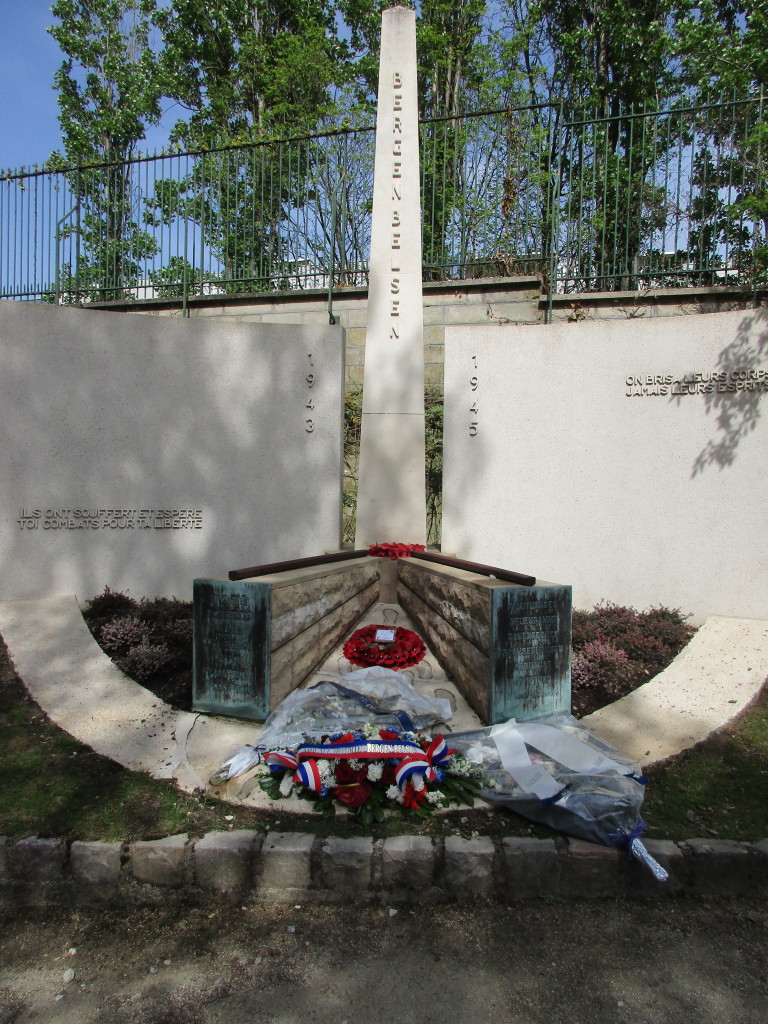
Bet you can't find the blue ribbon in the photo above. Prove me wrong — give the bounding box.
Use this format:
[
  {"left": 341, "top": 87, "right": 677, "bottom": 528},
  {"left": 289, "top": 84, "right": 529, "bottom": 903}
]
[
  {"left": 609, "top": 820, "right": 647, "bottom": 857},
  {"left": 312, "top": 680, "right": 416, "bottom": 732}
]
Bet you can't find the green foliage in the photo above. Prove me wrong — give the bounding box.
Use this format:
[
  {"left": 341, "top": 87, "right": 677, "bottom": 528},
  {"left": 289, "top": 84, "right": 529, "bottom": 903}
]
[
  {"left": 49, "top": 0, "right": 163, "bottom": 165},
  {"left": 48, "top": 1, "right": 164, "bottom": 300},
  {"left": 416, "top": 0, "right": 488, "bottom": 118},
  {"left": 424, "top": 384, "right": 443, "bottom": 546},
  {"left": 156, "top": 0, "right": 347, "bottom": 148},
  {"left": 439, "top": 775, "right": 481, "bottom": 808},
  {"left": 675, "top": 0, "right": 768, "bottom": 96},
  {"left": 341, "top": 383, "right": 443, "bottom": 546},
  {"left": 352, "top": 786, "right": 385, "bottom": 826},
  {"left": 259, "top": 774, "right": 283, "bottom": 801},
  {"left": 342, "top": 385, "right": 363, "bottom": 545},
  {"left": 148, "top": 256, "right": 201, "bottom": 298},
  {"left": 36, "top": 0, "right": 768, "bottom": 300}
]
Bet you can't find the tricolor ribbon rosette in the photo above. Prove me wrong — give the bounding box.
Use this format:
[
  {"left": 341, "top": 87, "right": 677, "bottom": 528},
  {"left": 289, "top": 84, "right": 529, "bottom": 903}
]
[
  {"left": 266, "top": 750, "right": 328, "bottom": 795},
  {"left": 395, "top": 734, "right": 454, "bottom": 790},
  {"left": 259, "top": 727, "right": 480, "bottom": 817}
]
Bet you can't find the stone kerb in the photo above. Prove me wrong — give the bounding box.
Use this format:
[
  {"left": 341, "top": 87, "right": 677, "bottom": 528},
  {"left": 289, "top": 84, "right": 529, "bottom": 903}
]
[{"left": 1, "top": 832, "right": 766, "bottom": 909}]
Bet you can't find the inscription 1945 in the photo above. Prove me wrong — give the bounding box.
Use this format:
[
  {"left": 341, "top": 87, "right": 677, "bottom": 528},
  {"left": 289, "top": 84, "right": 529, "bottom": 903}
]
[{"left": 626, "top": 369, "right": 768, "bottom": 396}]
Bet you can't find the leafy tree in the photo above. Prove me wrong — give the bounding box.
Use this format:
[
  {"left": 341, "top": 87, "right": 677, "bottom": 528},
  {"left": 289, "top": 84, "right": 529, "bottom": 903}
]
[
  {"left": 490, "top": 2, "right": 697, "bottom": 289},
  {"left": 496, "top": 0, "right": 679, "bottom": 113},
  {"left": 146, "top": 1, "right": 355, "bottom": 296},
  {"left": 157, "top": 0, "right": 347, "bottom": 147},
  {"left": 674, "top": 2, "right": 768, "bottom": 284},
  {"left": 675, "top": 0, "right": 768, "bottom": 96},
  {"left": 48, "top": 0, "right": 163, "bottom": 300}
]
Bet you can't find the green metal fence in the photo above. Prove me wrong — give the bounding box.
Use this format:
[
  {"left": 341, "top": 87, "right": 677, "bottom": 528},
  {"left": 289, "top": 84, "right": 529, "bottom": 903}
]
[{"left": 1, "top": 94, "right": 765, "bottom": 307}]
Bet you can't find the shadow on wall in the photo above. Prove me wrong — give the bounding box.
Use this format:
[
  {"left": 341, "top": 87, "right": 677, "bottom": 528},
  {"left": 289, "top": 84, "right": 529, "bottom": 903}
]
[
  {"left": 0, "top": 301, "right": 343, "bottom": 601},
  {"left": 689, "top": 307, "right": 768, "bottom": 476}
]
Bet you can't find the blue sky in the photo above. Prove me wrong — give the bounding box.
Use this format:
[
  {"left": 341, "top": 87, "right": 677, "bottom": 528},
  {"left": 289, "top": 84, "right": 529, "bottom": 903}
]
[
  {"left": 0, "top": 1, "right": 179, "bottom": 172},
  {"left": 0, "top": 2, "right": 63, "bottom": 170}
]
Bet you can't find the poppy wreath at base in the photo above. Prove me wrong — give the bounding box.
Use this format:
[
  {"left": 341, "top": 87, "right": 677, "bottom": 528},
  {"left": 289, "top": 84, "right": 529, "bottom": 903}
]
[
  {"left": 368, "top": 542, "right": 426, "bottom": 559},
  {"left": 342, "top": 624, "right": 426, "bottom": 669}
]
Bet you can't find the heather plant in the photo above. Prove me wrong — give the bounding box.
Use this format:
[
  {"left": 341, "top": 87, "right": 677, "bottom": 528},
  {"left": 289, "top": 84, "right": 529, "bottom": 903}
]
[
  {"left": 571, "top": 603, "right": 695, "bottom": 717},
  {"left": 83, "top": 589, "right": 193, "bottom": 707},
  {"left": 83, "top": 586, "right": 138, "bottom": 628},
  {"left": 83, "top": 590, "right": 695, "bottom": 718},
  {"left": 572, "top": 603, "right": 694, "bottom": 660},
  {"left": 121, "top": 640, "right": 173, "bottom": 683},
  {"left": 570, "top": 641, "right": 633, "bottom": 716},
  {"left": 163, "top": 616, "right": 193, "bottom": 646},
  {"left": 99, "top": 616, "right": 152, "bottom": 656}
]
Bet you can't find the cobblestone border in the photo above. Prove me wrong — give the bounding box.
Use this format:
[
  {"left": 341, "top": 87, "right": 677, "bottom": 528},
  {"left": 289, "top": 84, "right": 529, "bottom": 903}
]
[{"left": 1, "top": 834, "right": 766, "bottom": 907}]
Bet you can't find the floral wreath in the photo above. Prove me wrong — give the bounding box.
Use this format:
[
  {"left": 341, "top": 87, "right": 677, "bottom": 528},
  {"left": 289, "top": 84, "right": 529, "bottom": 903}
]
[
  {"left": 257, "top": 724, "right": 481, "bottom": 824},
  {"left": 342, "top": 624, "right": 426, "bottom": 669},
  {"left": 368, "top": 542, "right": 426, "bottom": 559}
]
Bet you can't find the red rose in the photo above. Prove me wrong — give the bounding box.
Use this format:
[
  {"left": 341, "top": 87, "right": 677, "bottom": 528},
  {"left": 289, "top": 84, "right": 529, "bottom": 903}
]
[
  {"left": 334, "top": 781, "right": 372, "bottom": 808},
  {"left": 332, "top": 732, "right": 355, "bottom": 745},
  {"left": 335, "top": 760, "right": 368, "bottom": 785},
  {"left": 381, "top": 763, "right": 397, "bottom": 786},
  {"left": 379, "top": 729, "right": 399, "bottom": 740}
]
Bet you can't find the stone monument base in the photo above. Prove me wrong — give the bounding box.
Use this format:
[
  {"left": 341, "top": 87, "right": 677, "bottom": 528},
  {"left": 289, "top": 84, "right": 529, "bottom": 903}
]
[{"left": 193, "top": 553, "right": 571, "bottom": 724}]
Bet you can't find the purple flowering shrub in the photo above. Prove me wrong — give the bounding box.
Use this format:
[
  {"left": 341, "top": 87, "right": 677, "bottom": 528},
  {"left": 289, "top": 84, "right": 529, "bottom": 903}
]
[
  {"left": 571, "top": 604, "right": 695, "bottom": 716},
  {"left": 99, "top": 616, "right": 151, "bottom": 656},
  {"left": 83, "top": 589, "right": 695, "bottom": 719},
  {"left": 121, "top": 639, "right": 173, "bottom": 682},
  {"left": 83, "top": 588, "right": 193, "bottom": 709}
]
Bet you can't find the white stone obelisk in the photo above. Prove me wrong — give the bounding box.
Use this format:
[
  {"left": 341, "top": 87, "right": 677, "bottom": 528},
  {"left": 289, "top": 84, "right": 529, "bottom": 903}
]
[{"left": 354, "top": 5, "right": 427, "bottom": 548}]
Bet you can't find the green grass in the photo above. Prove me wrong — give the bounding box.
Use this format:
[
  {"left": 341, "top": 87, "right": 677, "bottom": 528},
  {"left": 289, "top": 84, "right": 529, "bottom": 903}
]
[
  {"left": 642, "top": 685, "right": 768, "bottom": 841},
  {"left": 1, "top": 634, "right": 767, "bottom": 844},
  {"left": 0, "top": 638, "right": 539, "bottom": 842}
]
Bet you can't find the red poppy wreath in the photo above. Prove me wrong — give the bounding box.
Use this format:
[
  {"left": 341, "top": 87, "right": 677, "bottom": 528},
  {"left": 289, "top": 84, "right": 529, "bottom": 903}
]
[{"left": 342, "top": 624, "right": 426, "bottom": 669}]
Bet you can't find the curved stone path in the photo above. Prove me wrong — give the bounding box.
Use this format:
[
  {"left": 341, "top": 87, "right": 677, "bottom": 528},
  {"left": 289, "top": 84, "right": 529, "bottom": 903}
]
[
  {"left": 1, "top": 596, "right": 766, "bottom": 810},
  {"left": 582, "top": 614, "right": 768, "bottom": 762}
]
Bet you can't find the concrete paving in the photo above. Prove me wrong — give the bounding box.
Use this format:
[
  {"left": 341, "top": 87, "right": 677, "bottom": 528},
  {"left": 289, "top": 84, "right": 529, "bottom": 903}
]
[
  {"left": 581, "top": 615, "right": 768, "bottom": 763},
  {"left": 2, "top": 897, "right": 767, "bottom": 1024},
  {"left": 1, "top": 596, "right": 767, "bottom": 812}
]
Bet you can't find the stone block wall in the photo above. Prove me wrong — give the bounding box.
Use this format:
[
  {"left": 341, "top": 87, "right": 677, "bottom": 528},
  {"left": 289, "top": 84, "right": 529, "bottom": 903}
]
[
  {"left": 1, "top": 832, "right": 766, "bottom": 908},
  {"left": 398, "top": 558, "right": 571, "bottom": 723},
  {"left": 194, "top": 557, "right": 380, "bottom": 718}
]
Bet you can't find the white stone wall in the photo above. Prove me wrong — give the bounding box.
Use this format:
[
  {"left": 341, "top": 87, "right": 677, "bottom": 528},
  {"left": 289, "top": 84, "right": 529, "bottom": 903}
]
[
  {"left": 443, "top": 309, "right": 768, "bottom": 621},
  {"left": 0, "top": 301, "right": 343, "bottom": 602}
]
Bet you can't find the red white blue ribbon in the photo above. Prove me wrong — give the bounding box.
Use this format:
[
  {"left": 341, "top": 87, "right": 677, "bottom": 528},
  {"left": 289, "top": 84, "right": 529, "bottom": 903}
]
[
  {"left": 265, "top": 735, "right": 455, "bottom": 795},
  {"left": 296, "top": 739, "right": 423, "bottom": 761},
  {"left": 267, "top": 751, "right": 325, "bottom": 794},
  {"left": 266, "top": 751, "right": 299, "bottom": 773},
  {"left": 395, "top": 735, "right": 454, "bottom": 790},
  {"left": 293, "top": 758, "right": 324, "bottom": 793}
]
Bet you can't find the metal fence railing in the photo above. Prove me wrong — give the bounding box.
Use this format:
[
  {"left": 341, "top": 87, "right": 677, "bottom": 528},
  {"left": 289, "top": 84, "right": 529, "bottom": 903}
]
[{"left": 1, "top": 94, "right": 765, "bottom": 309}]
